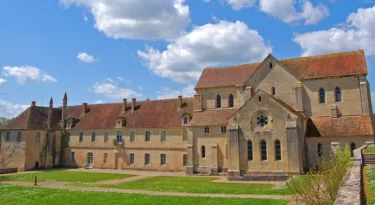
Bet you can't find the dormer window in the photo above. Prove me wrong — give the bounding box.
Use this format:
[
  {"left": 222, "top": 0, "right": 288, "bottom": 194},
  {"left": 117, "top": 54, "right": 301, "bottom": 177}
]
[
  {"left": 182, "top": 113, "right": 191, "bottom": 125},
  {"left": 67, "top": 121, "right": 72, "bottom": 129},
  {"left": 117, "top": 118, "right": 126, "bottom": 127},
  {"left": 183, "top": 117, "right": 188, "bottom": 125}
]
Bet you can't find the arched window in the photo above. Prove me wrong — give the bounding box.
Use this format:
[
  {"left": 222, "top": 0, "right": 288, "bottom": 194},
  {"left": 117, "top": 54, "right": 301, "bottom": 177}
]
[
  {"left": 272, "top": 86, "right": 276, "bottom": 96},
  {"left": 335, "top": 87, "right": 342, "bottom": 102},
  {"left": 229, "top": 94, "right": 234, "bottom": 108},
  {"left": 260, "top": 140, "right": 267, "bottom": 161},
  {"left": 247, "top": 141, "right": 253, "bottom": 161},
  {"left": 317, "top": 143, "right": 323, "bottom": 157},
  {"left": 275, "top": 140, "right": 281, "bottom": 161},
  {"left": 201, "top": 146, "right": 206, "bottom": 158},
  {"left": 350, "top": 143, "right": 356, "bottom": 157},
  {"left": 319, "top": 88, "right": 325, "bottom": 104},
  {"left": 216, "top": 95, "right": 221, "bottom": 108}
]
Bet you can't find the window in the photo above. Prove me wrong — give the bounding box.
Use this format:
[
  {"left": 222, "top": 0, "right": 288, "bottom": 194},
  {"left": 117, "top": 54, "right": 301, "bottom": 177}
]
[
  {"left": 6, "top": 132, "right": 10, "bottom": 141},
  {"left": 229, "top": 94, "right": 234, "bottom": 108},
  {"left": 183, "top": 154, "right": 188, "bottom": 166},
  {"left": 116, "top": 131, "right": 123, "bottom": 144},
  {"left": 161, "top": 131, "right": 167, "bottom": 142},
  {"left": 201, "top": 146, "right": 206, "bottom": 158},
  {"left": 79, "top": 132, "right": 83, "bottom": 142},
  {"left": 335, "top": 87, "right": 342, "bottom": 103},
  {"left": 257, "top": 114, "right": 269, "bottom": 127},
  {"left": 160, "top": 153, "right": 166, "bottom": 165},
  {"left": 66, "top": 133, "right": 70, "bottom": 143},
  {"left": 319, "top": 88, "right": 325, "bottom": 103},
  {"left": 272, "top": 86, "right": 276, "bottom": 96},
  {"left": 204, "top": 127, "right": 209, "bottom": 134},
  {"left": 247, "top": 140, "right": 253, "bottom": 161},
  {"left": 317, "top": 143, "right": 323, "bottom": 157},
  {"left": 270, "top": 62, "right": 273, "bottom": 68},
  {"left": 275, "top": 140, "right": 281, "bottom": 161},
  {"left": 87, "top": 152, "right": 93, "bottom": 164},
  {"left": 221, "top": 126, "right": 226, "bottom": 133},
  {"left": 91, "top": 132, "right": 96, "bottom": 142},
  {"left": 104, "top": 132, "right": 109, "bottom": 143},
  {"left": 36, "top": 132, "right": 41, "bottom": 143},
  {"left": 17, "top": 132, "right": 21, "bottom": 142},
  {"left": 71, "top": 152, "right": 75, "bottom": 163},
  {"left": 104, "top": 153, "right": 108, "bottom": 163},
  {"left": 216, "top": 95, "right": 221, "bottom": 108},
  {"left": 350, "top": 143, "right": 356, "bottom": 157},
  {"left": 145, "top": 153, "right": 150, "bottom": 165},
  {"left": 130, "top": 131, "right": 135, "bottom": 142},
  {"left": 183, "top": 130, "right": 188, "bottom": 141},
  {"left": 130, "top": 153, "right": 135, "bottom": 165},
  {"left": 258, "top": 96, "right": 262, "bottom": 102},
  {"left": 145, "top": 131, "right": 151, "bottom": 142},
  {"left": 122, "top": 119, "right": 126, "bottom": 127},
  {"left": 183, "top": 117, "right": 188, "bottom": 125},
  {"left": 260, "top": 140, "right": 267, "bottom": 161}
]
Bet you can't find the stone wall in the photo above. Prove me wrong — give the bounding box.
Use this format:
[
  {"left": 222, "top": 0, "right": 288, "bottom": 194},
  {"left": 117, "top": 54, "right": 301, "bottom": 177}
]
[{"left": 334, "top": 161, "right": 362, "bottom": 205}]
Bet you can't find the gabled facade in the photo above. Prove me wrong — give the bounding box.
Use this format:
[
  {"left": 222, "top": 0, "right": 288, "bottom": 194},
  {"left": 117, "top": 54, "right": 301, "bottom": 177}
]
[{"left": 0, "top": 50, "right": 373, "bottom": 180}]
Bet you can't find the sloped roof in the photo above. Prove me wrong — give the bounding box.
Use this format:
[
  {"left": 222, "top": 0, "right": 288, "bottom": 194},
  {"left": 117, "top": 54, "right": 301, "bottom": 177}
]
[
  {"left": 3, "top": 106, "right": 61, "bottom": 130},
  {"left": 67, "top": 98, "right": 194, "bottom": 129},
  {"left": 189, "top": 109, "right": 238, "bottom": 126},
  {"left": 306, "top": 116, "right": 374, "bottom": 137},
  {"left": 195, "top": 50, "right": 367, "bottom": 89}
]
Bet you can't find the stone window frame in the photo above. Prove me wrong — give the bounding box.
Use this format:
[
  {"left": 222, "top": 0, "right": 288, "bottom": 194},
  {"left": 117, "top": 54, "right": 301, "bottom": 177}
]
[
  {"left": 130, "top": 153, "right": 135, "bottom": 165},
  {"left": 319, "top": 88, "right": 326, "bottom": 104},
  {"left": 130, "top": 131, "right": 135, "bottom": 142},
  {"left": 335, "top": 87, "right": 342, "bottom": 103},
  {"left": 182, "top": 154, "right": 188, "bottom": 166},
  {"left": 201, "top": 145, "right": 206, "bottom": 159},
  {"left": 145, "top": 153, "right": 150, "bottom": 165},
  {"left": 221, "top": 126, "right": 226, "bottom": 133},
  {"left": 79, "top": 132, "right": 83, "bottom": 142},
  {"left": 275, "top": 140, "right": 281, "bottom": 161},
  {"left": 160, "top": 130, "right": 167, "bottom": 142},
  {"left": 87, "top": 152, "right": 93, "bottom": 164},
  {"left": 182, "top": 129, "right": 188, "bottom": 141},
  {"left": 116, "top": 131, "right": 123, "bottom": 144},
  {"left": 6, "top": 132, "right": 10, "bottom": 141},
  {"left": 260, "top": 140, "right": 267, "bottom": 161},
  {"left": 216, "top": 95, "right": 221, "bottom": 108},
  {"left": 247, "top": 140, "right": 253, "bottom": 161},
  {"left": 17, "top": 132, "right": 22, "bottom": 142},
  {"left": 104, "top": 132, "right": 109, "bottom": 143},
  {"left": 228, "top": 94, "right": 234, "bottom": 108},
  {"left": 36, "top": 132, "right": 41, "bottom": 144},
  {"left": 145, "top": 131, "right": 151, "bottom": 142},
  {"left": 160, "top": 153, "right": 166, "bottom": 166},
  {"left": 204, "top": 127, "right": 210, "bottom": 134},
  {"left": 183, "top": 116, "right": 189, "bottom": 125},
  {"left": 91, "top": 132, "right": 96, "bottom": 142}
]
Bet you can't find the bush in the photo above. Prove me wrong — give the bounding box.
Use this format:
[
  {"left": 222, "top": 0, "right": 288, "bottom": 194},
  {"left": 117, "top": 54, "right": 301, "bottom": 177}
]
[{"left": 287, "top": 145, "right": 352, "bottom": 205}]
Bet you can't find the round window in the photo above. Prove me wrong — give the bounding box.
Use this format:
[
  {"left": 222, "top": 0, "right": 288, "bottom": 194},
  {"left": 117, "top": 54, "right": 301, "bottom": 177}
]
[{"left": 256, "top": 114, "right": 268, "bottom": 127}]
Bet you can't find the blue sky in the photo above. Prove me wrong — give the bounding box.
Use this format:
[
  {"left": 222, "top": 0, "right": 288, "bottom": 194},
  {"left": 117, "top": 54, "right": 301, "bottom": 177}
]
[{"left": 0, "top": 0, "right": 374, "bottom": 118}]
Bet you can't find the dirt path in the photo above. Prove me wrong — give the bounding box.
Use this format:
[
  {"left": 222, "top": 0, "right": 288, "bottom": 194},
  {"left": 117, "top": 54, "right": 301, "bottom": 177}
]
[{"left": 1, "top": 180, "right": 290, "bottom": 200}]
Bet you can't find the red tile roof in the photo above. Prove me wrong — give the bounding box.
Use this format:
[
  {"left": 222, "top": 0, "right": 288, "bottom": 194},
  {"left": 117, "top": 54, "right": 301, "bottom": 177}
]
[
  {"left": 195, "top": 50, "right": 367, "bottom": 89},
  {"left": 67, "top": 98, "right": 194, "bottom": 129},
  {"left": 3, "top": 106, "right": 61, "bottom": 130},
  {"left": 306, "top": 116, "right": 374, "bottom": 137},
  {"left": 189, "top": 109, "right": 238, "bottom": 126}
]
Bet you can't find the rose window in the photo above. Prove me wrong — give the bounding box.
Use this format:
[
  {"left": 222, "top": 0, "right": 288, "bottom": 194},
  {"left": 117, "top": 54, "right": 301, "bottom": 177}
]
[{"left": 257, "top": 115, "right": 268, "bottom": 127}]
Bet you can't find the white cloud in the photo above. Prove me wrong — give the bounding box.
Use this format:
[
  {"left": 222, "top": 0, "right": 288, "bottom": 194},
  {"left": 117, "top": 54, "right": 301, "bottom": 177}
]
[
  {"left": 0, "top": 99, "right": 29, "bottom": 118},
  {"left": 138, "top": 20, "right": 271, "bottom": 83},
  {"left": 223, "top": 0, "right": 257, "bottom": 10},
  {"left": 116, "top": 76, "right": 124, "bottom": 81},
  {"left": 156, "top": 84, "right": 195, "bottom": 100},
  {"left": 94, "top": 100, "right": 105, "bottom": 104},
  {"left": 293, "top": 5, "right": 375, "bottom": 56},
  {"left": 2, "top": 66, "right": 57, "bottom": 85},
  {"left": 0, "top": 78, "right": 6, "bottom": 86},
  {"left": 91, "top": 80, "right": 142, "bottom": 100},
  {"left": 77, "top": 52, "right": 95, "bottom": 63},
  {"left": 84, "top": 16, "right": 88, "bottom": 22},
  {"left": 259, "top": 0, "right": 328, "bottom": 25},
  {"left": 138, "top": 86, "right": 144, "bottom": 91},
  {"left": 60, "top": 0, "right": 190, "bottom": 40}
]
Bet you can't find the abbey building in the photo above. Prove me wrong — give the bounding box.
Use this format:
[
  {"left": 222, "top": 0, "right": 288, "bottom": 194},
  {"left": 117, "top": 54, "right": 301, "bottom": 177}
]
[{"left": 1, "top": 50, "right": 374, "bottom": 180}]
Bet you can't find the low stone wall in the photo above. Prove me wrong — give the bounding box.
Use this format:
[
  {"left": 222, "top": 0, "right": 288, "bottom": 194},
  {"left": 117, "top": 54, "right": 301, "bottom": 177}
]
[
  {"left": 334, "top": 161, "right": 362, "bottom": 205},
  {"left": 0, "top": 168, "right": 17, "bottom": 174}
]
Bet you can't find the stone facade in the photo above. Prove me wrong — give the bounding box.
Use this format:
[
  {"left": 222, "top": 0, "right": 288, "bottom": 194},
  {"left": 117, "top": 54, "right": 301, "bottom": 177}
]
[{"left": 1, "top": 50, "right": 374, "bottom": 180}]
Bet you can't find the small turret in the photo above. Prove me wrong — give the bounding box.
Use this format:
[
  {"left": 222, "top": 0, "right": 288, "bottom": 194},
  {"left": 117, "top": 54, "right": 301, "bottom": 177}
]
[
  {"left": 48, "top": 97, "right": 53, "bottom": 129},
  {"left": 61, "top": 92, "right": 68, "bottom": 128}
]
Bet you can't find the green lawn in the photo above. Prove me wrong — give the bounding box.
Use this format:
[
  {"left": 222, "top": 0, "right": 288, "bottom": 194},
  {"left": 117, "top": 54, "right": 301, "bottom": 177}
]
[
  {"left": 0, "top": 170, "right": 134, "bottom": 183},
  {"left": 364, "top": 146, "right": 375, "bottom": 154},
  {"left": 0, "top": 184, "right": 287, "bottom": 205},
  {"left": 78, "top": 176, "right": 293, "bottom": 195},
  {"left": 365, "top": 166, "right": 375, "bottom": 204}
]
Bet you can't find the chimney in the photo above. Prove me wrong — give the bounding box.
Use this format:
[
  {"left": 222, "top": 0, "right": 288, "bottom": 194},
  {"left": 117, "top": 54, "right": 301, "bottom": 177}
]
[
  {"left": 178, "top": 96, "right": 183, "bottom": 109},
  {"left": 132, "top": 98, "right": 136, "bottom": 112},
  {"left": 82, "top": 103, "right": 88, "bottom": 114},
  {"left": 123, "top": 99, "right": 127, "bottom": 112},
  {"left": 31, "top": 101, "right": 36, "bottom": 107}
]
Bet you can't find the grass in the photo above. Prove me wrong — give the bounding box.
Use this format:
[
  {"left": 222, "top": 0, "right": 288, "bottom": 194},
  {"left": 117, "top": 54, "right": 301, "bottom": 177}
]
[
  {"left": 76, "top": 176, "right": 294, "bottom": 195},
  {"left": 364, "top": 166, "right": 375, "bottom": 204},
  {"left": 0, "top": 170, "right": 134, "bottom": 183},
  {"left": 0, "top": 184, "right": 287, "bottom": 205},
  {"left": 364, "top": 146, "right": 375, "bottom": 154}
]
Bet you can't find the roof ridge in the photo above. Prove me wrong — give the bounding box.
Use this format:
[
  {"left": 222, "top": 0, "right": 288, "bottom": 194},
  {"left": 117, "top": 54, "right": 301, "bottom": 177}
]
[
  {"left": 66, "top": 97, "right": 195, "bottom": 107},
  {"left": 280, "top": 50, "right": 363, "bottom": 62}
]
